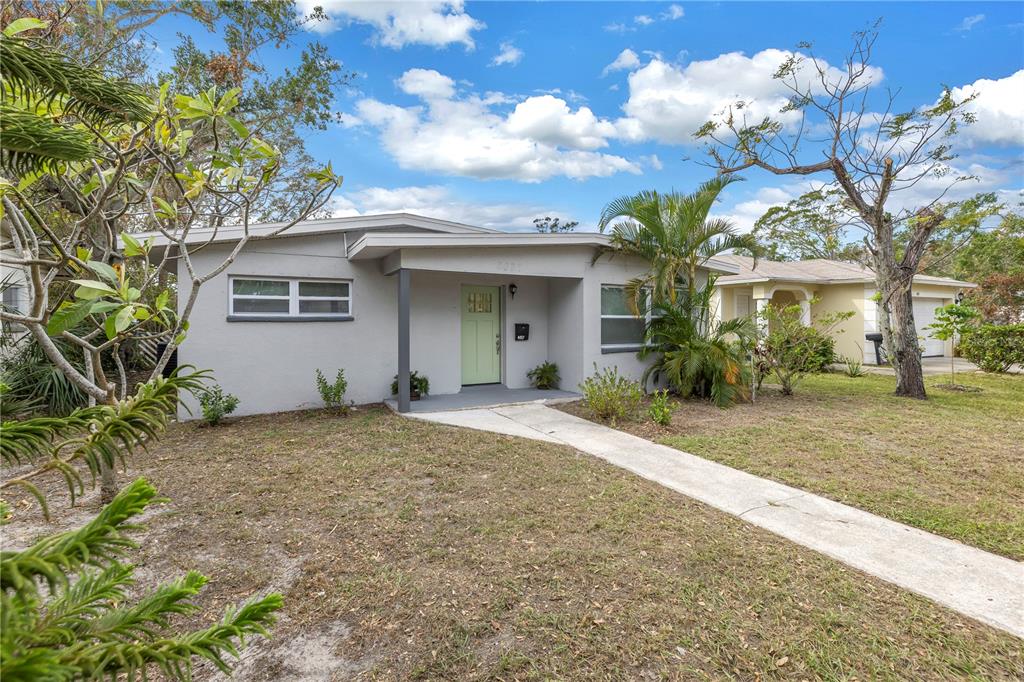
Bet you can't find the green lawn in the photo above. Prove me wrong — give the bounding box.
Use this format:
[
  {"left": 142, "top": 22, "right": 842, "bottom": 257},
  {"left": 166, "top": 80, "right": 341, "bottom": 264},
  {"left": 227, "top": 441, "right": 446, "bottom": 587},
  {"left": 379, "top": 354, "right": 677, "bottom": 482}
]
[
  {"left": 7, "top": 405, "right": 1021, "bottom": 679},
  {"left": 567, "top": 371, "right": 1024, "bottom": 560}
]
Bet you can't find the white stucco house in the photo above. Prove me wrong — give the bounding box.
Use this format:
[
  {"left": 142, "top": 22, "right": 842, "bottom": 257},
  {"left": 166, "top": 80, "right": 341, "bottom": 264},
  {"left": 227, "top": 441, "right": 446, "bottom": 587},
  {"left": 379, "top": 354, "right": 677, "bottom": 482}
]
[{"left": 154, "top": 213, "right": 739, "bottom": 417}]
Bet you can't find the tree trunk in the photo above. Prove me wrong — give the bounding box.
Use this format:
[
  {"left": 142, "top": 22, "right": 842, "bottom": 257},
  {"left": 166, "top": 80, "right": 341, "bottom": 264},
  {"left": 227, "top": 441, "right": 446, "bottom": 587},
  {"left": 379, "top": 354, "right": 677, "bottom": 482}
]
[{"left": 872, "top": 234, "right": 927, "bottom": 399}]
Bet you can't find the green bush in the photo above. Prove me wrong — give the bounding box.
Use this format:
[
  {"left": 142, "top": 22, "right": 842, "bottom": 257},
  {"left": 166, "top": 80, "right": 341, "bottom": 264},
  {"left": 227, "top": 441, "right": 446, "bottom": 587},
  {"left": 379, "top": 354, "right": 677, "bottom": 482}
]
[
  {"left": 579, "top": 364, "right": 643, "bottom": 423},
  {"left": 805, "top": 331, "right": 837, "bottom": 372},
  {"left": 527, "top": 361, "right": 560, "bottom": 389},
  {"left": 960, "top": 324, "right": 1024, "bottom": 373},
  {"left": 648, "top": 389, "right": 673, "bottom": 426},
  {"left": 198, "top": 385, "right": 239, "bottom": 425},
  {"left": 757, "top": 302, "right": 853, "bottom": 395},
  {"left": 1, "top": 336, "right": 88, "bottom": 416},
  {"left": 315, "top": 368, "right": 350, "bottom": 411},
  {"left": 391, "top": 371, "right": 429, "bottom": 397}
]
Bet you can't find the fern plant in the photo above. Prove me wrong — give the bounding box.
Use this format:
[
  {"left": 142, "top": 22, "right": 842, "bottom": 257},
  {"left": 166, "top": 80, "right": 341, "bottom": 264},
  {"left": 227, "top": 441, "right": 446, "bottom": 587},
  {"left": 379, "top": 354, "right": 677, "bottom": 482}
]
[
  {"left": 315, "top": 368, "right": 350, "bottom": 412},
  {"left": 526, "top": 361, "right": 560, "bottom": 390},
  {"left": 0, "top": 478, "right": 282, "bottom": 681}
]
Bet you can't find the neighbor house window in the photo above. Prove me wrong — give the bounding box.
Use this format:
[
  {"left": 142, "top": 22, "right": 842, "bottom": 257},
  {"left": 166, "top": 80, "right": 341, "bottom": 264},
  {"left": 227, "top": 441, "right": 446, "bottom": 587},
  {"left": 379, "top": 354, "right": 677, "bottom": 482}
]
[
  {"left": 229, "top": 277, "right": 351, "bottom": 319},
  {"left": 600, "top": 285, "right": 650, "bottom": 352}
]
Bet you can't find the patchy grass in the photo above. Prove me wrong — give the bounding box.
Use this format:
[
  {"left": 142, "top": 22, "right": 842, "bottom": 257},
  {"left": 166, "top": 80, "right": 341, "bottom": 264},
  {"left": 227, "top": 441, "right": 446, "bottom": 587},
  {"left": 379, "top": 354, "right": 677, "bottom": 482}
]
[
  {"left": 5, "top": 406, "right": 1023, "bottom": 680},
  {"left": 562, "top": 372, "right": 1024, "bottom": 560}
]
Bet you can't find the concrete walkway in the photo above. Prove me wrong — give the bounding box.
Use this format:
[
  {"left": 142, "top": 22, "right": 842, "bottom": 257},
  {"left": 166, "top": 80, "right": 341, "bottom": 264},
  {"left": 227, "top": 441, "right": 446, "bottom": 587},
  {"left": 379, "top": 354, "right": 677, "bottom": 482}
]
[{"left": 407, "top": 403, "right": 1024, "bottom": 638}]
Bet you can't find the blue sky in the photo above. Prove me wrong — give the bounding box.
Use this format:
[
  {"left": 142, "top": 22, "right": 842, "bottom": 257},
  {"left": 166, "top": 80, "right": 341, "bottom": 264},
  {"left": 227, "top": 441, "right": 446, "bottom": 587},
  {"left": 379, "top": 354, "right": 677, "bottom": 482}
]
[{"left": 150, "top": 1, "right": 1024, "bottom": 232}]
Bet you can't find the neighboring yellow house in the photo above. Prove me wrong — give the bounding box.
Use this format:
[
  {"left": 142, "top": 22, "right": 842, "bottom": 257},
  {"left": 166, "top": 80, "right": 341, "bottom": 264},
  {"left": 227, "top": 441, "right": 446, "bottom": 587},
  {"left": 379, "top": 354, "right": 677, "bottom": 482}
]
[{"left": 711, "top": 255, "right": 976, "bottom": 364}]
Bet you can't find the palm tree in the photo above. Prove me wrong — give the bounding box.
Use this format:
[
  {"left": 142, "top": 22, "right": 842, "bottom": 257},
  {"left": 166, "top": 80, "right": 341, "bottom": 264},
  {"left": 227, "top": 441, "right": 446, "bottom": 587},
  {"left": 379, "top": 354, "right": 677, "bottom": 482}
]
[{"left": 598, "top": 175, "right": 760, "bottom": 313}]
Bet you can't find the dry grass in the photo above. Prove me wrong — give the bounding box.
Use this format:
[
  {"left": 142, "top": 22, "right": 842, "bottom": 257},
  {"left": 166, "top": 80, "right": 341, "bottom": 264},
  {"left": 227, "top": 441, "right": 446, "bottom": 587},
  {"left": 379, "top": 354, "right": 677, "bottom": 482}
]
[
  {"left": 4, "top": 405, "right": 1023, "bottom": 680},
  {"left": 562, "top": 371, "right": 1024, "bottom": 560}
]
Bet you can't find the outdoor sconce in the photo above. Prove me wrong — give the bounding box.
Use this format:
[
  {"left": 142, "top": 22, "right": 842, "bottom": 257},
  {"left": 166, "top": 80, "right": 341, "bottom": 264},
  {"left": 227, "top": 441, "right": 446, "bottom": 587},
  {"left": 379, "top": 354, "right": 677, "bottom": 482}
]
[{"left": 509, "top": 283, "right": 518, "bottom": 299}]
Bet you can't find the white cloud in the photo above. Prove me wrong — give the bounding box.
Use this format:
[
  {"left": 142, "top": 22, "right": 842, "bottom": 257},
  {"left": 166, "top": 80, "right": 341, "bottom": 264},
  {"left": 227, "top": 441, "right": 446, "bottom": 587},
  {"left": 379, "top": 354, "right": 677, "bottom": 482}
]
[
  {"left": 603, "top": 22, "right": 633, "bottom": 34},
  {"left": 947, "top": 70, "right": 1024, "bottom": 146},
  {"left": 634, "top": 14, "right": 654, "bottom": 26},
  {"left": 616, "top": 49, "right": 884, "bottom": 145},
  {"left": 955, "top": 14, "right": 985, "bottom": 32},
  {"left": 396, "top": 68, "right": 456, "bottom": 99},
  {"left": 329, "top": 185, "right": 576, "bottom": 231},
  {"left": 351, "top": 69, "right": 641, "bottom": 182},
  {"left": 662, "top": 4, "right": 684, "bottom": 20},
  {"left": 297, "top": 0, "right": 483, "bottom": 49},
  {"left": 491, "top": 41, "right": 523, "bottom": 67},
  {"left": 602, "top": 48, "right": 641, "bottom": 77}
]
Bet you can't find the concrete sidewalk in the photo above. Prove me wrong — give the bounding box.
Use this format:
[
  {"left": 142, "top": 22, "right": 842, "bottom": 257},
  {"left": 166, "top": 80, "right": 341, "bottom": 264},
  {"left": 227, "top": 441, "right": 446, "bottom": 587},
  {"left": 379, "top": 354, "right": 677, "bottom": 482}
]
[{"left": 408, "top": 403, "right": 1024, "bottom": 638}]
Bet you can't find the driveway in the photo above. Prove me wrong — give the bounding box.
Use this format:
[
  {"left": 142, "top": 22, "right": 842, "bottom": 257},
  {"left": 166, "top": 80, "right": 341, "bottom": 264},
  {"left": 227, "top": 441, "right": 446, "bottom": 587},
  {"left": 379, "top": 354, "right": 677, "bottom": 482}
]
[{"left": 405, "top": 403, "right": 1024, "bottom": 639}]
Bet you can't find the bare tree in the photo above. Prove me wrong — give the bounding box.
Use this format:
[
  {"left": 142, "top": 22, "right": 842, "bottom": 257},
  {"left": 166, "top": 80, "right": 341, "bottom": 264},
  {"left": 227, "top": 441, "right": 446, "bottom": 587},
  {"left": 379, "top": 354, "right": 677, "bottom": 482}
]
[{"left": 696, "top": 22, "right": 978, "bottom": 399}]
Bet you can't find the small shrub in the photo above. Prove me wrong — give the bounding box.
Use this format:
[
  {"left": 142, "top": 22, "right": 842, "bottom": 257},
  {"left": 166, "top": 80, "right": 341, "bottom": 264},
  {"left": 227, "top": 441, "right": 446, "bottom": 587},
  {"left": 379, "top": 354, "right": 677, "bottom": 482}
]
[
  {"left": 805, "top": 331, "right": 837, "bottom": 373},
  {"left": 199, "top": 385, "right": 239, "bottom": 425},
  {"left": 756, "top": 302, "right": 853, "bottom": 395},
  {"left": 648, "top": 389, "right": 673, "bottom": 426},
  {"left": 316, "top": 368, "right": 350, "bottom": 412},
  {"left": 960, "top": 324, "right": 1024, "bottom": 373},
  {"left": 527, "top": 361, "right": 560, "bottom": 389},
  {"left": 843, "top": 357, "right": 866, "bottom": 378},
  {"left": 579, "top": 364, "right": 643, "bottom": 423},
  {"left": 391, "top": 371, "right": 430, "bottom": 397}
]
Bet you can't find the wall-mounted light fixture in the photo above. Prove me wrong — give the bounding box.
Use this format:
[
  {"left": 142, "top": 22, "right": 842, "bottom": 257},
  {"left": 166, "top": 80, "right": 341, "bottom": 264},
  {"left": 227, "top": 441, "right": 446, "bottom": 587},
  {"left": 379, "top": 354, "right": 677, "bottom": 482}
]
[{"left": 509, "top": 283, "right": 518, "bottom": 299}]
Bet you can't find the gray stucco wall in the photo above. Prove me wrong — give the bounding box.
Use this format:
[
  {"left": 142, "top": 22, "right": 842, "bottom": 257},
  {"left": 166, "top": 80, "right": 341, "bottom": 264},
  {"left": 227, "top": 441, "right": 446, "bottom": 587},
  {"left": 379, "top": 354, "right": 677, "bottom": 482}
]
[{"left": 176, "top": 232, "right": 688, "bottom": 418}]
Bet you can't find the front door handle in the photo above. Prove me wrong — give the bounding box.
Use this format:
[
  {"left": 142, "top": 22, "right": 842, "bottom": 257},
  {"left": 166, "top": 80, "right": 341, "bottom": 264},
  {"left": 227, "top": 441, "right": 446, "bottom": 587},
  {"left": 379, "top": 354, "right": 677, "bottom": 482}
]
[{"left": 496, "top": 334, "right": 501, "bottom": 354}]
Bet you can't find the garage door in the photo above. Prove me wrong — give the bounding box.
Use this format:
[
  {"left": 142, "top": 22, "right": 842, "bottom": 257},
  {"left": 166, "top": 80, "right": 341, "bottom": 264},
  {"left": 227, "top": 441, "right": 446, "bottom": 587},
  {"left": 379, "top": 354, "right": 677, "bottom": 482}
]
[{"left": 913, "top": 298, "right": 946, "bottom": 357}]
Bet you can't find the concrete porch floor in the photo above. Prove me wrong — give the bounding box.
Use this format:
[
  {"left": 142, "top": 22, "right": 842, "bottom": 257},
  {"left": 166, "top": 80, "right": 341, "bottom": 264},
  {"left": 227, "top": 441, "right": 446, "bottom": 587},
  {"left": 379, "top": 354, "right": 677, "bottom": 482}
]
[{"left": 385, "top": 384, "right": 581, "bottom": 413}]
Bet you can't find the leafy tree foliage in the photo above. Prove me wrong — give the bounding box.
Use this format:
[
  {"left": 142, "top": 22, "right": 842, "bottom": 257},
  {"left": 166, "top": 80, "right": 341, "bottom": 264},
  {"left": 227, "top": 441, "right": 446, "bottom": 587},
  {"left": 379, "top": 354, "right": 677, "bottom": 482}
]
[
  {"left": 600, "top": 176, "right": 760, "bottom": 310},
  {"left": 752, "top": 188, "right": 865, "bottom": 262},
  {"left": 926, "top": 303, "right": 979, "bottom": 385},
  {"left": 755, "top": 303, "right": 853, "bottom": 395},
  {"left": 533, "top": 217, "right": 579, "bottom": 233}
]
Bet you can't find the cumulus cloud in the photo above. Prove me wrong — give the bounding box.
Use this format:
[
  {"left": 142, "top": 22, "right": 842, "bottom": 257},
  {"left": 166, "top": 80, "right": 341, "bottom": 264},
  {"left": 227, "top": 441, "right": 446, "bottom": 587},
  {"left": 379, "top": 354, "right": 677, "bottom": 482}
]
[
  {"left": 329, "top": 185, "right": 576, "bottom": 231},
  {"left": 955, "top": 14, "right": 985, "bottom": 32},
  {"left": 946, "top": 70, "right": 1024, "bottom": 146},
  {"left": 490, "top": 41, "right": 523, "bottom": 67},
  {"left": 634, "top": 15, "right": 654, "bottom": 26},
  {"left": 602, "top": 48, "right": 641, "bottom": 76},
  {"left": 350, "top": 69, "right": 640, "bottom": 182},
  {"left": 662, "top": 4, "right": 684, "bottom": 20},
  {"left": 297, "top": 0, "right": 483, "bottom": 49},
  {"left": 615, "top": 49, "right": 884, "bottom": 145}
]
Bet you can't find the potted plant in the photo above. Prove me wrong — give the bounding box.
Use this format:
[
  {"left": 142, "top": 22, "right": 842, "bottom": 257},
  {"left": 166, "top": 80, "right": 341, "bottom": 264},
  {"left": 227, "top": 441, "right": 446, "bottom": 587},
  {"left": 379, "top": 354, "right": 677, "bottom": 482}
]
[
  {"left": 527, "top": 361, "right": 560, "bottom": 390},
  {"left": 391, "top": 371, "right": 430, "bottom": 400}
]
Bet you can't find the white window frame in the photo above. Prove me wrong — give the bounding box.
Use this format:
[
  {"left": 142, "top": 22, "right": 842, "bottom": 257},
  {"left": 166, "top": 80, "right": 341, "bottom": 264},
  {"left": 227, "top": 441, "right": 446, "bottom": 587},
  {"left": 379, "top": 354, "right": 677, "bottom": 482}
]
[
  {"left": 600, "top": 284, "right": 657, "bottom": 352},
  {"left": 228, "top": 276, "right": 352, "bottom": 318}
]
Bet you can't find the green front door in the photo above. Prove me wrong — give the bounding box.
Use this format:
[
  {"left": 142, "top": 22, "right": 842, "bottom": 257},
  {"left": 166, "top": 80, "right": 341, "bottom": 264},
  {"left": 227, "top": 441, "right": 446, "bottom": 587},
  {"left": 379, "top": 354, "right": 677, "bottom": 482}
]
[{"left": 461, "top": 285, "right": 501, "bottom": 385}]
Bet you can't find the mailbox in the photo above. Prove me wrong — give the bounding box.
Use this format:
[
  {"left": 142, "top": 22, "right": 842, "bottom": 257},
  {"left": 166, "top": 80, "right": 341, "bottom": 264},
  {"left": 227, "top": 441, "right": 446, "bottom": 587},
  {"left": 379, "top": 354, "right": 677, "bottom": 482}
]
[{"left": 514, "top": 323, "right": 530, "bottom": 341}]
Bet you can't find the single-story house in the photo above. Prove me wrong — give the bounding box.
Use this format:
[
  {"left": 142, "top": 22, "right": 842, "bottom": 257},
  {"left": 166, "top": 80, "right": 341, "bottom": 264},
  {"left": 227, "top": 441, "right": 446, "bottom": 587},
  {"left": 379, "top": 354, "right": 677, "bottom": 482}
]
[
  {"left": 153, "top": 214, "right": 739, "bottom": 417},
  {"left": 711, "top": 255, "right": 976, "bottom": 364}
]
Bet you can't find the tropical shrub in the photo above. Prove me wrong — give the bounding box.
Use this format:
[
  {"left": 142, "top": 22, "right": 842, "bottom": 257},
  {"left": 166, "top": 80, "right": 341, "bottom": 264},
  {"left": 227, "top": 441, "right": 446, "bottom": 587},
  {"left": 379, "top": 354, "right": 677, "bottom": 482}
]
[
  {"left": 391, "top": 371, "right": 430, "bottom": 397},
  {"left": 648, "top": 389, "right": 673, "bottom": 426},
  {"left": 757, "top": 303, "right": 853, "bottom": 395},
  {"left": 960, "top": 324, "right": 1024, "bottom": 373},
  {"left": 198, "top": 385, "right": 239, "bottom": 426},
  {"left": 805, "top": 331, "right": 838, "bottom": 373},
  {"left": 0, "top": 336, "right": 89, "bottom": 416},
  {"left": 527, "top": 361, "right": 560, "bottom": 389},
  {"left": 316, "top": 368, "right": 350, "bottom": 411},
  {"left": 579, "top": 365, "right": 643, "bottom": 423},
  {"left": 0, "top": 478, "right": 282, "bottom": 680},
  {"left": 0, "top": 370, "right": 280, "bottom": 679},
  {"left": 640, "top": 282, "right": 756, "bottom": 407},
  {"left": 843, "top": 357, "right": 867, "bottom": 378}
]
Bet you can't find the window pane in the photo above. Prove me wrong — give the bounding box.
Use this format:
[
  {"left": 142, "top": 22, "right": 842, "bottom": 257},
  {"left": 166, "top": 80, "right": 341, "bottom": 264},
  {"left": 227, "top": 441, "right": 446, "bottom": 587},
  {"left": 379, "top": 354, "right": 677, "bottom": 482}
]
[
  {"left": 233, "top": 298, "right": 290, "bottom": 314},
  {"left": 601, "top": 287, "right": 647, "bottom": 316},
  {"left": 466, "top": 292, "right": 492, "bottom": 313},
  {"left": 233, "top": 279, "right": 288, "bottom": 296},
  {"left": 299, "top": 281, "right": 349, "bottom": 298},
  {"left": 299, "top": 299, "right": 349, "bottom": 314},
  {"left": 601, "top": 318, "right": 645, "bottom": 346}
]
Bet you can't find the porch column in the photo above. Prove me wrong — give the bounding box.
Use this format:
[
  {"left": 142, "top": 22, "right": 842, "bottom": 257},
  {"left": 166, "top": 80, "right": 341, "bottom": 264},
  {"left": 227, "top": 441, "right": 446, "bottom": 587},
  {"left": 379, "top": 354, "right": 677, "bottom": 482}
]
[
  {"left": 755, "top": 298, "right": 770, "bottom": 333},
  {"left": 397, "top": 268, "right": 411, "bottom": 413},
  {"left": 799, "top": 299, "right": 811, "bottom": 326}
]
